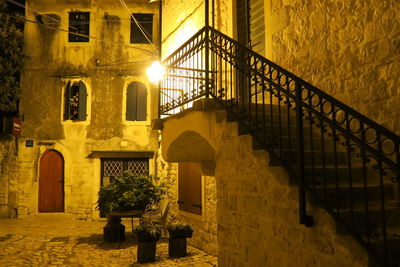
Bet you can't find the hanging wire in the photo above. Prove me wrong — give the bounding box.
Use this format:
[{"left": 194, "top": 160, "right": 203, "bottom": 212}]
[
  {"left": 118, "top": 0, "right": 158, "bottom": 51},
  {"left": 2, "top": 11, "right": 157, "bottom": 56},
  {"left": 5, "top": 0, "right": 79, "bottom": 31}
]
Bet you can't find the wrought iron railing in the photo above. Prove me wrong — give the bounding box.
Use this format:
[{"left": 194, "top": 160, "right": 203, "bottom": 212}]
[{"left": 159, "top": 26, "right": 400, "bottom": 266}]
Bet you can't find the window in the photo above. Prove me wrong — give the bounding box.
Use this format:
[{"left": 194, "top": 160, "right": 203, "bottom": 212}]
[
  {"left": 178, "top": 162, "right": 202, "bottom": 215},
  {"left": 64, "top": 81, "right": 87, "bottom": 121},
  {"left": 126, "top": 82, "right": 147, "bottom": 121},
  {"left": 100, "top": 158, "right": 149, "bottom": 186},
  {"left": 69, "top": 12, "right": 90, "bottom": 42},
  {"left": 130, "top": 13, "right": 153, "bottom": 44}
]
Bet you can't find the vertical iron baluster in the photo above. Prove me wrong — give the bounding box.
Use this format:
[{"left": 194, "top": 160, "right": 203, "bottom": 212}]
[
  {"left": 277, "top": 88, "right": 283, "bottom": 160},
  {"left": 295, "top": 82, "right": 312, "bottom": 226},
  {"left": 254, "top": 67, "right": 259, "bottom": 138},
  {"left": 268, "top": 73, "right": 274, "bottom": 154},
  {"left": 332, "top": 106, "right": 340, "bottom": 213},
  {"left": 308, "top": 95, "right": 315, "bottom": 192},
  {"left": 345, "top": 114, "right": 354, "bottom": 227},
  {"left": 261, "top": 65, "right": 266, "bottom": 145},
  {"left": 247, "top": 53, "right": 252, "bottom": 131},
  {"left": 360, "top": 123, "right": 371, "bottom": 245},
  {"left": 377, "top": 134, "right": 388, "bottom": 261}
]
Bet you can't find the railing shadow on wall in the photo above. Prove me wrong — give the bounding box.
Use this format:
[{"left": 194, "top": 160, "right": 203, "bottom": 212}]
[{"left": 159, "top": 26, "right": 400, "bottom": 267}]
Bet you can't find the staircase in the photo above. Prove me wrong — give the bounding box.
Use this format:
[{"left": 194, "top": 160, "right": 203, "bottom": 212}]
[{"left": 159, "top": 26, "right": 400, "bottom": 267}]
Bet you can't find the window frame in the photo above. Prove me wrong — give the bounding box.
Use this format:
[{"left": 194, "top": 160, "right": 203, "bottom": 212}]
[
  {"left": 68, "top": 11, "right": 90, "bottom": 43},
  {"left": 130, "top": 13, "right": 153, "bottom": 44},
  {"left": 125, "top": 81, "right": 148, "bottom": 122},
  {"left": 63, "top": 81, "right": 87, "bottom": 121}
]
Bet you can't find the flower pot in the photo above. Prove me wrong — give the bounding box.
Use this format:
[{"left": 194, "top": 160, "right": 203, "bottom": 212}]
[
  {"left": 137, "top": 241, "right": 157, "bottom": 263},
  {"left": 168, "top": 228, "right": 193, "bottom": 238},
  {"left": 136, "top": 232, "right": 160, "bottom": 263},
  {"left": 103, "top": 217, "right": 125, "bottom": 242},
  {"left": 168, "top": 237, "right": 187, "bottom": 258}
]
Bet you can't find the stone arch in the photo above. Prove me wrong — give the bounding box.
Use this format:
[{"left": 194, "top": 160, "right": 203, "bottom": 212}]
[{"left": 166, "top": 130, "right": 215, "bottom": 162}]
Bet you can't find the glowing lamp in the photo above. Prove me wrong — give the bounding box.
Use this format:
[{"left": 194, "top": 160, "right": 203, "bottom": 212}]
[{"left": 147, "top": 61, "right": 165, "bottom": 84}]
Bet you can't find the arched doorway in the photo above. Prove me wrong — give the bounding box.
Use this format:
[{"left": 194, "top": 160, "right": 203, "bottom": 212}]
[{"left": 38, "top": 150, "right": 64, "bottom": 212}]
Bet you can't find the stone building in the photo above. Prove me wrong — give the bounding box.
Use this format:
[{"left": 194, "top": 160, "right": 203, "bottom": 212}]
[
  {"left": 1, "top": 0, "right": 399, "bottom": 266},
  {"left": 14, "top": 0, "right": 160, "bottom": 218},
  {"left": 159, "top": 0, "right": 400, "bottom": 266}
]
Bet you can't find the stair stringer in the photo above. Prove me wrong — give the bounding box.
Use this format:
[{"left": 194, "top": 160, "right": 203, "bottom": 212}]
[{"left": 160, "top": 101, "right": 369, "bottom": 267}]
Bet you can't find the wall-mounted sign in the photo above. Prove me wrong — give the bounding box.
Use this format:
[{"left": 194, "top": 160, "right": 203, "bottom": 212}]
[
  {"left": 12, "top": 117, "right": 21, "bottom": 137},
  {"left": 26, "top": 140, "right": 34, "bottom": 147}
]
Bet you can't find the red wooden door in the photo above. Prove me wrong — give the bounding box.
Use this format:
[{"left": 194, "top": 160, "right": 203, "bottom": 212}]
[{"left": 39, "top": 150, "right": 64, "bottom": 212}]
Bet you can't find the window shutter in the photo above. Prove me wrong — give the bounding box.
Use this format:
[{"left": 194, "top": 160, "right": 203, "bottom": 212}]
[
  {"left": 178, "top": 162, "right": 188, "bottom": 209},
  {"left": 126, "top": 83, "right": 138, "bottom": 121},
  {"left": 250, "top": 0, "right": 265, "bottom": 56},
  {"left": 78, "top": 81, "right": 87, "bottom": 121},
  {"left": 136, "top": 82, "right": 147, "bottom": 121},
  {"left": 64, "top": 81, "right": 71, "bottom": 120},
  {"left": 178, "top": 162, "right": 202, "bottom": 215}
]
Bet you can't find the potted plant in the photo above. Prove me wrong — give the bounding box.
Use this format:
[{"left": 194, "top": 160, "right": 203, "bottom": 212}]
[
  {"left": 134, "top": 220, "right": 161, "bottom": 263},
  {"left": 96, "top": 171, "right": 164, "bottom": 242},
  {"left": 167, "top": 224, "right": 193, "bottom": 257}
]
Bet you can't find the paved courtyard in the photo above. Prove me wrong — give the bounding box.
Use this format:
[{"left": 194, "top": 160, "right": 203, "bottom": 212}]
[{"left": 0, "top": 213, "right": 217, "bottom": 266}]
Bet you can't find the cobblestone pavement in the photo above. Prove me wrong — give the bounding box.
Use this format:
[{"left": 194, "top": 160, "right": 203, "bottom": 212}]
[{"left": 0, "top": 214, "right": 217, "bottom": 266}]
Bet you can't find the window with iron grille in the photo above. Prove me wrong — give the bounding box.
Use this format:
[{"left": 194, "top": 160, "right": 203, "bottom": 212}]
[
  {"left": 130, "top": 13, "right": 153, "bottom": 44},
  {"left": 69, "top": 12, "right": 90, "bottom": 42},
  {"left": 101, "top": 158, "right": 149, "bottom": 186}
]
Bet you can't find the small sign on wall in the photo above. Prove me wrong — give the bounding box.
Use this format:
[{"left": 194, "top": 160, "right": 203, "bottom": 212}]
[
  {"left": 12, "top": 117, "right": 21, "bottom": 137},
  {"left": 25, "top": 140, "right": 33, "bottom": 147}
]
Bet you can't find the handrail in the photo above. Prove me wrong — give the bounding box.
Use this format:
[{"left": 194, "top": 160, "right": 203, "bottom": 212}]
[{"left": 159, "top": 26, "right": 400, "bottom": 267}]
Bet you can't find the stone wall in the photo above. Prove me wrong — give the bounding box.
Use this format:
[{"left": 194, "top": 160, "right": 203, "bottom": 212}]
[
  {"left": 268, "top": 0, "right": 400, "bottom": 133},
  {"left": 161, "top": 0, "right": 233, "bottom": 59},
  {"left": 18, "top": 0, "right": 160, "bottom": 218},
  {"left": 216, "top": 125, "right": 368, "bottom": 266},
  {"left": 0, "top": 136, "right": 19, "bottom": 218},
  {"left": 156, "top": 147, "right": 218, "bottom": 255}
]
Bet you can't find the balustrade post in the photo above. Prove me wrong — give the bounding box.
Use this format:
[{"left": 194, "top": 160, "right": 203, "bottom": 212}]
[
  {"left": 295, "top": 82, "right": 313, "bottom": 227},
  {"left": 204, "top": 0, "right": 210, "bottom": 98}
]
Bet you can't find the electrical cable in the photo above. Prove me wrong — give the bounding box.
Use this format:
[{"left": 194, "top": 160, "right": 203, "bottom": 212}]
[
  {"left": 118, "top": 0, "right": 158, "bottom": 50},
  {"left": 5, "top": 0, "right": 79, "bottom": 31},
  {"left": 1, "top": 11, "right": 157, "bottom": 55}
]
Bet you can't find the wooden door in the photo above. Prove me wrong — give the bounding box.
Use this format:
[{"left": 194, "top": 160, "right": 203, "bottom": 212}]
[
  {"left": 178, "top": 162, "right": 202, "bottom": 215},
  {"left": 39, "top": 150, "right": 64, "bottom": 212}
]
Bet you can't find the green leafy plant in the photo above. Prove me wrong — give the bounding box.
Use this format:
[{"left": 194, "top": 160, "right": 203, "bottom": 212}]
[
  {"left": 0, "top": 2, "right": 25, "bottom": 113},
  {"left": 96, "top": 171, "right": 165, "bottom": 216},
  {"left": 134, "top": 222, "right": 161, "bottom": 242}
]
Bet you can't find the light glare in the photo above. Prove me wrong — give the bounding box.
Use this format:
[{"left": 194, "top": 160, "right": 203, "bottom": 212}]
[{"left": 147, "top": 61, "right": 165, "bottom": 84}]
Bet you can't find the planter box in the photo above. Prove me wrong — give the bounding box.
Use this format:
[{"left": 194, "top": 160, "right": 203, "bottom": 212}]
[{"left": 169, "top": 237, "right": 187, "bottom": 258}]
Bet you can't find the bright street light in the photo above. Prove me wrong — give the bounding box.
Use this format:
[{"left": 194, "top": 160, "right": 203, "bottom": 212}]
[{"left": 147, "top": 61, "right": 165, "bottom": 84}]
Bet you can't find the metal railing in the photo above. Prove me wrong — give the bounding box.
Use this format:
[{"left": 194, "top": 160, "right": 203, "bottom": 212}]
[{"left": 159, "top": 26, "right": 400, "bottom": 266}]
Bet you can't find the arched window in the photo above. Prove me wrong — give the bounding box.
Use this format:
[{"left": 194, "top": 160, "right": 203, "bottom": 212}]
[
  {"left": 126, "top": 82, "right": 147, "bottom": 121},
  {"left": 64, "top": 81, "right": 87, "bottom": 121}
]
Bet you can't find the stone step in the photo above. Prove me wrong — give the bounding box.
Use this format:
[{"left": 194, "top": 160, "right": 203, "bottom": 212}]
[
  {"left": 335, "top": 204, "right": 400, "bottom": 236},
  {"left": 310, "top": 184, "right": 396, "bottom": 209},
  {"left": 305, "top": 166, "right": 381, "bottom": 186},
  {"left": 269, "top": 150, "right": 348, "bottom": 166},
  {"left": 369, "top": 237, "right": 400, "bottom": 267},
  {"left": 252, "top": 134, "right": 337, "bottom": 151}
]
